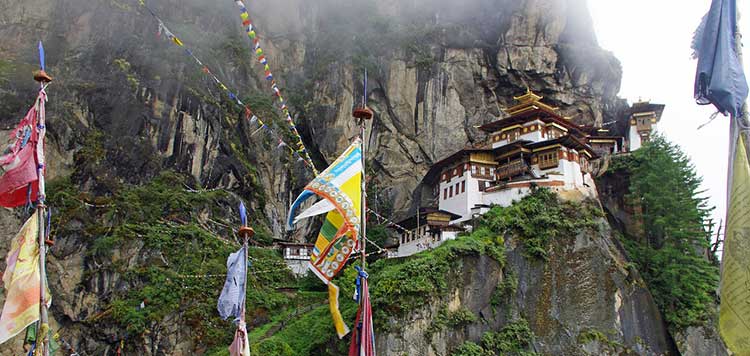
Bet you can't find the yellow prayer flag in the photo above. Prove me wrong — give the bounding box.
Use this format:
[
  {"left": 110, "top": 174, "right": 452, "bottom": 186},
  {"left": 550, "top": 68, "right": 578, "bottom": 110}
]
[
  {"left": 328, "top": 283, "right": 350, "bottom": 338},
  {"left": 720, "top": 135, "right": 750, "bottom": 354},
  {"left": 172, "top": 36, "right": 184, "bottom": 47},
  {"left": 0, "top": 212, "right": 48, "bottom": 344}
]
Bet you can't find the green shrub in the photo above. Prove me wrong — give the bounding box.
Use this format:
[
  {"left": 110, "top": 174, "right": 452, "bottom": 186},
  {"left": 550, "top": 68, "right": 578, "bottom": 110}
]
[
  {"left": 450, "top": 319, "right": 538, "bottom": 356},
  {"left": 251, "top": 338, "right": 295, "bottom": 356},
  {"left": 47, "top": 171, "right": 285, "bottom": 349},
  {"left": 480, "top": 319, "right": 537, "bottom": 355},
  {"left": 451, "top": 342, "right": 490, "bottom": 356},
  {"left": 426, "top": 307, "right": 478, "bottom": 338},
  {"left": 491, "top": 270, "right": 518, "bottom": 311},
  {"left": 478, "top": 188, "right": 599, "bottom": 261}
]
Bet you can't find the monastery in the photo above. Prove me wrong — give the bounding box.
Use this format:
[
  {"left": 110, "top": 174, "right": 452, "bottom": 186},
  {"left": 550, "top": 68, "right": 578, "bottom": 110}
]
[{"left": 391, "top": 90, "right": 664, "bottom": 258}]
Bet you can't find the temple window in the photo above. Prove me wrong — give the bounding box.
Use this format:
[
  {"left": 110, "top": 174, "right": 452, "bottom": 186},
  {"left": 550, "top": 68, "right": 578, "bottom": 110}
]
[
  {"left": 461, "top": 181, "right": 466, "bottom": 193},
  {"left": 449, "top": 186, "right": 453, "bottom": 197},
  {"left": 538, "top": 150, "right": 559, "bottom": 169}
]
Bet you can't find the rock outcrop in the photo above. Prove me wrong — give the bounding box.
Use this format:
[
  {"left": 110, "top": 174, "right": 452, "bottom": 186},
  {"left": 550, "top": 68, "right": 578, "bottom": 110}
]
[{"left": 377, "top": 219, "right": 680, "bottom": 355}]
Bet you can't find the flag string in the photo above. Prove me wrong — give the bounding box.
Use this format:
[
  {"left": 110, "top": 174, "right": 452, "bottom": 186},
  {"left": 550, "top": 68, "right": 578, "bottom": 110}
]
[
  {"left": 232, "top": 0, "right": 319, "bottom": 175},
  {"left": 367, "top": 208, "right": 410, "bottom": 234},
  {"left": 137, "top": 0, "right": 313, "bottom": 172},
  {"left": 138, "top": 0, "right": 414, "bottom": 261}
]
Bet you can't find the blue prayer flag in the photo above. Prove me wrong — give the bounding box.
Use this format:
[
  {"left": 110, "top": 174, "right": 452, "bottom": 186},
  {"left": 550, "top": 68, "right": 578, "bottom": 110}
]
[
  {"left": 693, "top": 0, "right": 748, "bottom": 117},
  {"left": 239, "top": 201, "right": 247, "bottom": 226},
  {"left": 217, "top": 246, "right": 247, "bottom": 321},
  {"left": 38, "top": 41, "right": 45, "bottom": 71}
]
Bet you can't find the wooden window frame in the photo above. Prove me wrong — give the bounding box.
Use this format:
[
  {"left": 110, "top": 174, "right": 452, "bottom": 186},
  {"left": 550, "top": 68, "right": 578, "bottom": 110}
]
[{"left": 537, "top": 150, "right": 559, "bottom": 170}]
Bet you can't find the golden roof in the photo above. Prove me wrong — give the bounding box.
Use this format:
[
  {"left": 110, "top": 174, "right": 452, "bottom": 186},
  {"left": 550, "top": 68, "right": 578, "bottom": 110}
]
[{"left": 505, "top": 89, "right": 559, "bottom": 116}]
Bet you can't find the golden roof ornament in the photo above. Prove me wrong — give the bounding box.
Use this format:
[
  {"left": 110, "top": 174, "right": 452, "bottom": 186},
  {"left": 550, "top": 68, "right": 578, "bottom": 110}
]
[{"left": 504, "top": 89, "right": 558, "bottom": 116}]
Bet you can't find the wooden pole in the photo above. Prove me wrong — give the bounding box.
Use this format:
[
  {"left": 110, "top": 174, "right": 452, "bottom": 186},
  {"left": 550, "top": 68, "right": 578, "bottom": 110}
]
[
  {"left": 35, "top": 82, "right": 50, "bottom": 356},
  {"left": 360, "top": 115, "right": 367, "bottom": 269},
  {"left": 353, "top": 70, "right": 372, "bottom": 269},
  {"left": 238, "top": 212, "right": 254, "bottom": 329},
  {"left": 33, "top": 41, "right": 52, "bottom": 356}
]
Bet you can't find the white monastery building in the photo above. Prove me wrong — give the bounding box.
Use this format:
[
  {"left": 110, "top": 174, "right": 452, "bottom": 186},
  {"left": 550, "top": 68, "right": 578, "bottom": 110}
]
[{"left": 389, "top": 90, "right": 663, "bottom": 258}]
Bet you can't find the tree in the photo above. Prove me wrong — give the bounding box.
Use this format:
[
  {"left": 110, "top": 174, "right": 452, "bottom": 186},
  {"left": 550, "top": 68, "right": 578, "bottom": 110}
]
[{"left": 608, "top": 135, "right": 719, "bottom": 330}]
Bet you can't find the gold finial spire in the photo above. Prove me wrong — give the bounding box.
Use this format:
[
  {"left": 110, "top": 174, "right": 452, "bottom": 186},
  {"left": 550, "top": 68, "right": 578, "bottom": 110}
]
[{"left": 505, "top": 89, "right": 558, "bottom": 116}]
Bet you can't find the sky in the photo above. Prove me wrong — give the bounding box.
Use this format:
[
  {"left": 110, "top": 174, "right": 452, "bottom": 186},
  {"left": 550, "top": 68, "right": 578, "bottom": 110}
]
[{"left": 588, "top": 0, "right": 750, "bottom": 244}]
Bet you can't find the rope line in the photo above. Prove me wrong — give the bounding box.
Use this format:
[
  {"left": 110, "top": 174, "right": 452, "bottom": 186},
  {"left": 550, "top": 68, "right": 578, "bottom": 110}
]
[{"left": 137, "top": 0, "right": 314, "bottom": 172}]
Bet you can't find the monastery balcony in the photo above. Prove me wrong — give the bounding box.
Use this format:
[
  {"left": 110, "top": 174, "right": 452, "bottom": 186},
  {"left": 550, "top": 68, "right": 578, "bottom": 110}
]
[{"left": 496, "top": 159, "right": 529, "bottom": 180}]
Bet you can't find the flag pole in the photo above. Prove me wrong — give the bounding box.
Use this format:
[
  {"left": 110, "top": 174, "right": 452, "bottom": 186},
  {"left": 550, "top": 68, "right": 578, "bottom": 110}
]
[
  {"left": 238, "top": 201, "right": 254, "bottom": 335},
  {"left": 351, "top": 69, "right": 374, "bottom": 356},
  {"left": 33, "top": 41, "right": 52, "bottom": 356},
  {"left": 353, "top": 70, "right": 372, "bottom": 269}
]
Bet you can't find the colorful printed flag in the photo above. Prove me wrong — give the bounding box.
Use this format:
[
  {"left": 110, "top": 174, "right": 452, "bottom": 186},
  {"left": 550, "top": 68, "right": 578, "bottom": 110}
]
[
  {"left": 719, "top": 134, "right": 750, "bottom": 353},
  {"left": 0, "top": 212, "right": 49, "bottom": 344},
  {"left": 0, "top": 92, "right": 46, "bottom": 208},
  {"left": 287, "top": 139, "right": 362, "bottom": 338}
]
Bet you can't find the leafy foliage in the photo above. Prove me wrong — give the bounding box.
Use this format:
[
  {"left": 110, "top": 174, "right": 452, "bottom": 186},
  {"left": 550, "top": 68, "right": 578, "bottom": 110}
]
[
  {"left": 425, "top": 307, "right": 478, "bottom": 338},
  {"left": 47, "top": 171, "right": 294, "bottom": 350},
  {"left": 491, "top": 270, "right": 518, "bottom": 312},
  {"left": 451, "top": 319, "right": 538, "bottom": 356},
  {"left": 576, "top": 329, "right": 623, "bottom": 350},
  {"left": 366, "top": 223, "right": 390, "bottom": 249},
  {"left": 365, "top": 189, "right": 600, "bottom": 327},
  {"left": 604, "top": 135, "right": 719, "bottom": 330},
  {"left": 451, "top": 342, "right": 491, "bottom": 356},
  {"left": 477, "top": 188, "right": 600, "bottom": 260}
]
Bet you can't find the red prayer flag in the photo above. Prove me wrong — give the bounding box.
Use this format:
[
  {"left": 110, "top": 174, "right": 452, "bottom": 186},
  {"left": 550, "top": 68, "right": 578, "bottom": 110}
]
[
  {"left": 349, "top": 270, "right": 375, "bottom": 356},
  {"left": 0, "top": 92, "right": 45, "bottom": 207}
]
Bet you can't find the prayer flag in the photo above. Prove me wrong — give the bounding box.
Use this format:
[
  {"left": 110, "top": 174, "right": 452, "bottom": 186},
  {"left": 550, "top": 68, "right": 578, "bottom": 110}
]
[
  {"left": 287, "top": 139, "right": 362, "bottom": 338},
  {"left": 228, "top": 319, "right": 250, "bottom": 356},
  {"left": 693, "top": 0, "right": 748, "bottom": 117},
  {"left": 170, "top": 36, "right": 184, "bottom": 47},
  {"left": 217, "top": 246, "right": 247, "bottom": 321},
  {"left": 720, "top": 134, "right": 750, "bottom": 354},
  {"left": 0, "top": 92, "right": 45, "bottom": 208},
  {"left": 348, "top": 268, "right": 375, "bottom": 356},
  {"left": 0, "top": 212, "right": 49, "bottom": 344}
]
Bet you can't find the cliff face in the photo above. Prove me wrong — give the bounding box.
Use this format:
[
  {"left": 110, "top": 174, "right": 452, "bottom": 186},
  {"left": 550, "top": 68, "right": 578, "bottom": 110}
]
[
  {"left": 1, "top": 0, "right": 627, "bottom": 223},
  {"left": 0, "top": 0, "right": 719, "bottom": 355},
  {"left": 377, "top": 219, "right": 678, "bottom": 356}
]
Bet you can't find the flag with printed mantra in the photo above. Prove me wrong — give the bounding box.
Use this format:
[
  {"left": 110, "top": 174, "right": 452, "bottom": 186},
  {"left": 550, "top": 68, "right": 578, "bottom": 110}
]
[{"left": 287, "top": 138, "right": 362, "bottom": 338}]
